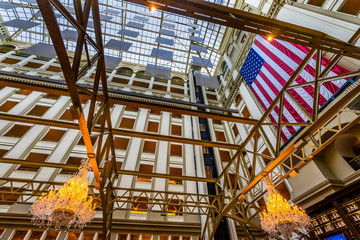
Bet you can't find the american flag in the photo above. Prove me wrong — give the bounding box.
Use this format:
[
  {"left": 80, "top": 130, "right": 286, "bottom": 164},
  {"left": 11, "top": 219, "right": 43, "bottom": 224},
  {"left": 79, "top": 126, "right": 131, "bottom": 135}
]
[{"left": 240, "top": 35, "right": 350, "bottom": 142}]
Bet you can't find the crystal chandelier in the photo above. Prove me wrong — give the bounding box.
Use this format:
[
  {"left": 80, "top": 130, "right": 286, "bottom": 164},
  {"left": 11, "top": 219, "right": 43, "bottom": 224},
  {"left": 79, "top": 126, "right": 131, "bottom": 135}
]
[
  {"left": 260, "top": 179, "right": 311, "bottom": 238},
  {"left": 30, "top": 159, "right": 96, "bottom": 231}
]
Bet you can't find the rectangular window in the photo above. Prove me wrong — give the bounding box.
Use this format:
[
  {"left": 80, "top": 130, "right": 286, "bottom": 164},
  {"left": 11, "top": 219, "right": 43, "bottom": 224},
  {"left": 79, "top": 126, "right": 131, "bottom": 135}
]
[
  {"left": 26, "top": 104, "right": 50, "bottom": 117},
  {"left": 19, "top": 152, "right": 49, "bottom": 170},
  {"left": 4, "top": 124, "right": 31, "bottom": 138},
  {"left": 152, "top": 84, "right": 167, "bottom": 91},
  {"left": 337, "top": 0, "right": 360, "bottom": 15},
  {"left": 147, "top": 121, "right": 159, "bottom": 133},
  {"left": 1, "top": 58, "right": 21, "bottom": 64},
  {"left": 220, "top": 150, "right": 231, "bottom": 162},
  {"left": 119, "top": 117, "right": 135, "bottom": 129},
  {"left": 262, "top": 148, "right": 272, "bottom": 165},
  {"left": 242, "top": 106, "right": 250, "bottom": 118},
  {"left": 170, "top": 144, "right": 182, "bottom": 157},
  {"left": 60, "top": 109, "right": 73, "bottom": 121},
  {"left": 169, "top": 167, "right": 182, "bottom": 184},
  {"left": 232, "top": 124, "right": 239, "bottom": 137},
  {"left": 0, "top": 100, "right": 18, "bottom": 112},
  {"left": 170, "top": 87, "right": 184, "bottom": 94},
  {"left": 125, "top": 105, "right": 139, "bottom": 112},
  {"left": 112, "top": 77, "right": 129, "bottom": 85},
  {"left": 137, "top": 164, "right": 153, "bottom": 182},
  {"left": 215, "top": 131, "right": 226, "bottom": 142},
  {"left": 114, "top": 137, "right": 130, "bottom": 150},
  {"left": 168, "top": 199, "right": 183, "bottom": 216},
  {"left": 131, "top": 197, "right": 148, "bottom": 212},
  {"left": 307, "top": 0, "right": 325, "bottom": 7},
  {"left": 206, "top": 93, "right": 217, "bottom": 100},
  {"left": 171, "top": 124, "right": 182, "bottom": 136},
  {"left": 132, "top": 80, "right": 149, "bottom": 88},
  {"left": 24, "top": 62, "right": 43, "bottom": 69},
  {"left": 0, "top": 187, "right": 22, "bottom": 205},
  {"left": 143, "top": 141, "right": 157, "bottom": 153},
  {"left": 41, "top": 129, "right": 66, "bottom": 142},
  {"left": 46, "top": 66, "right": 62, "bottom": 72}
]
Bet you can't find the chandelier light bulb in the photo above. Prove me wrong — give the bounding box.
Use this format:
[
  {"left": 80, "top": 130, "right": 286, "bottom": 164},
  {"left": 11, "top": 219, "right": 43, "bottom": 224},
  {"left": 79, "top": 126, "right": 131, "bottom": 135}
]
[
  {"left": 30, "top": 159, "right": 96, "bottom": 231},
  {"left": 260, "top": 179, "right": 311, "bottom": 238}
]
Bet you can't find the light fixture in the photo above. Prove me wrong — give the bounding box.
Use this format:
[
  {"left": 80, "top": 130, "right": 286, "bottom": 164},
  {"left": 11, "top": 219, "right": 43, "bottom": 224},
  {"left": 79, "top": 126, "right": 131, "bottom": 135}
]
[
  {"left": 30, "top": 159, "right": 96, "bottom": 231},
  {"left": 260, "top": 178, "right": 311, "bottom": 238},
  {"left": 266, "top": 35, "right": 273, "bottom": 41},
  {"left": 149, "top": 5, "right": 156, "bottom": 12}
]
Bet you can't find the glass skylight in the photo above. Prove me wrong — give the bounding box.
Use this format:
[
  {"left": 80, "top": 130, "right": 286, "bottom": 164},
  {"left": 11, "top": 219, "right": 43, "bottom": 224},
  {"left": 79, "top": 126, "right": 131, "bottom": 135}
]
[{"left": 0, "top": 0, "right": 233, "bottom": 75}]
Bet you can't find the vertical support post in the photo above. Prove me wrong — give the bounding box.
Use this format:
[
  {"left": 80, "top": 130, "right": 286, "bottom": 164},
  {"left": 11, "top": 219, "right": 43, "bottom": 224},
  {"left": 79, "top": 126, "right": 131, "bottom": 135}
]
[{"left": 312, "top": 49, "right": 321, "bottom": 121}]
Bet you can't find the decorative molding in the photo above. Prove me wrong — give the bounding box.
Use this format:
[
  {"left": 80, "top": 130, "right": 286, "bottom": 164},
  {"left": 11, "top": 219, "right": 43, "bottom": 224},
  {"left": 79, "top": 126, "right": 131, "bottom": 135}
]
[
  {"left": 292, "top": 178, "right": 346, "bottom": 207},
  {"left": 168, "top": 184, "right": 184, "bottom": 193}
]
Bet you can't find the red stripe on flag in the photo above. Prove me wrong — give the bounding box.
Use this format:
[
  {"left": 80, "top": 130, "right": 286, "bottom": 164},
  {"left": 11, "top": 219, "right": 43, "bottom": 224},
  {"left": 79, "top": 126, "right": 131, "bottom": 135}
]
[
  {"left": 250, "top": 86, "right": 288, "bottom": 142},
  {"left": 255, "top": 40, "right": 327, "bottom": 109}
]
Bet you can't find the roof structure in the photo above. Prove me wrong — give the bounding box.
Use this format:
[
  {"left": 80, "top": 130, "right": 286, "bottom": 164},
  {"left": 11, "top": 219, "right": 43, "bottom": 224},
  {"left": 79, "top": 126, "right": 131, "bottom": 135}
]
[{"left": 0, "top": 0, "right": 235, "bottom": 75}]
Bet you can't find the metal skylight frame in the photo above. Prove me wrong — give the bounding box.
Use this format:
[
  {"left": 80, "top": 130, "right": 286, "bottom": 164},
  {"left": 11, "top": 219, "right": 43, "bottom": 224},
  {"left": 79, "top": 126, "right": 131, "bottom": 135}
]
[{"left": 0, "top": 0, "right": 229, "bottom": 75}]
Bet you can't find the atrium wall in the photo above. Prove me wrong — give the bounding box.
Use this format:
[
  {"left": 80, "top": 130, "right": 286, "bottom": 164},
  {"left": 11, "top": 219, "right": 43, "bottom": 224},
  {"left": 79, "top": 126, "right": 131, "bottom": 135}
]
[
  {"left": 215, "top": 0, "right": 360, "bottom": 236},
  {"left": 0, "top": 44, "right": 226, "bottom": 239}
]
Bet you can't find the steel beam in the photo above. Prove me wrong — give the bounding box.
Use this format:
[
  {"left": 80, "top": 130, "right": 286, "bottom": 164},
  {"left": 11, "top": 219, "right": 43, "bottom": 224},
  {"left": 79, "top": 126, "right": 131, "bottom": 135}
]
[
  {"left": 0, "top": 71, "right": 260, "bottom": 125},
  {"left": 0, "top": 157, "right": 215, "bottom": 183},
  {"left": 0, "top": 112, "right": 240, "bottom": 150}
]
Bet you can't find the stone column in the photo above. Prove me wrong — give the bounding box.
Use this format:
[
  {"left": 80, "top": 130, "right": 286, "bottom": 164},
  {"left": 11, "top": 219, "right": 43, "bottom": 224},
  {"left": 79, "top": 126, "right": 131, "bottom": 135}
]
[
  {"left": 146, "top": 77, "right": 155, "bottom": 95},
  {"left": 56, "top": 232, "right": 68, "bottom": 240},
  {"left": 153, "top": 111, "right": 170, "bottom": 189},
  {"left": 0, "top": 95, "right": 70, "bottom": 177},
  {"left": 117, "top": 108, "right": 149, "bottom": 189},
  {"left": 149, "top": 111, "right": 170, "bottom": 220},
  {"left": 183, "top": 114, "right": 198, "bottom": 222},
  {"left": 17, "top": 55, "right": 36, "bottom": 67},
  {"left": 0, "top": 229, "right": 15, "bottom": 240},
  {"left": 0, "top": 91, "right": 44, "bottom": 134},
  {"left": 165, "top": 79, "right": 171, "bottom": 98},
  {"left": 107, "top": 70, "right": 118, "bottom": 84},
  {"left": 39, "top": 58, "right": 56, "bottom": 70},
  {"left": 88, "top": 104, "right": 124, "bottom": 185},
  {"left": 124, "top": 73, "right": 136, "bottom": 91},
  {"left": 0, "top": 87, "right": 16, "bottom": 105},
  {"left": 0, "top": 50, "right": 15, "bottom": 61},
  {"left": 33, "top": 102, "right": 92, "bottom": 183}
]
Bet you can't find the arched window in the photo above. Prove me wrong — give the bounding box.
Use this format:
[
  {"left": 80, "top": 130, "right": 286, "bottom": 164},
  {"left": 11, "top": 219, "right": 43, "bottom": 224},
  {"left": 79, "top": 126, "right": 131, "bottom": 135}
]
[
  {"left": 117, "top": 67, "right": 133, "bottom": 77},
  {"left": 227, "top": 44, "right": 234, "bottom": 57},
  {"left": 235, "top": 30, "right": 242, "bottom": 43},
  {"left": 217, "top": 75, "right": 221, "bottom": 84},
  {"left": 334, "top": 134, "right": 360, "bottom": 170},
  {"left": 171, "top": 77, "right": 184, "bottom": 86},
  {"left": 221, "top": 61, "right": 228, "bottom": 75},
  {"left": 235, "top": 94, "right": 242, "bottom": 105},
  {"left": 135, "top": 70, "right": 151, "bottom": 80},
  {"left": 2, "top": 44, "right": 16, "bottom": 53}
]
